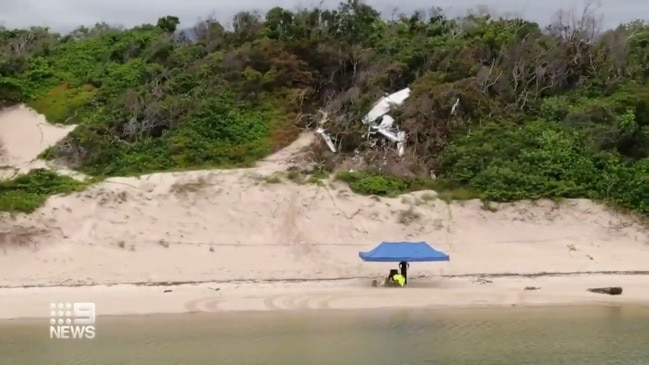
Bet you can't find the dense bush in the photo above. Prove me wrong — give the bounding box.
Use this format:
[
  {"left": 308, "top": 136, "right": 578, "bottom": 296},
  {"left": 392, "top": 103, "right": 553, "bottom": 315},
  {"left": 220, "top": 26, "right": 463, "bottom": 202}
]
[{"left": 0, "top": 1, "right": 647, "bottom": 215}]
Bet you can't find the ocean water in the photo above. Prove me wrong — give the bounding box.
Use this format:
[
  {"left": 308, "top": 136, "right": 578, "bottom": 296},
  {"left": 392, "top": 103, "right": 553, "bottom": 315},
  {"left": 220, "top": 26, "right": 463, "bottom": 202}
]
[{"left": 1, "top": 305, "right": 648, "bottom": 365}]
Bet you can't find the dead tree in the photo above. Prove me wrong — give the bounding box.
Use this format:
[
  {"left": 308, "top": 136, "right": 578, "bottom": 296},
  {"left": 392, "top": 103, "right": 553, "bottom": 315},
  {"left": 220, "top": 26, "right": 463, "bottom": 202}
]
[{"left": 9, "top": 32, "right": 35, "bottom": 56}]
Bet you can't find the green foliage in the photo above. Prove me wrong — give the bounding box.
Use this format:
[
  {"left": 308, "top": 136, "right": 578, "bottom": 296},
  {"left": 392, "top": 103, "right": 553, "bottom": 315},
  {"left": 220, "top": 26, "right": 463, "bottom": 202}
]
[
  {"left": 62, "top": 96, "right": 274, "bottom": 176},
  {"left": 442, "top": 121, "right": 649, "bottom": 214},
  {"left": 337, "top": 171, "right": 411, "bottom": 196},
  {"left": 0, "top": 2, "right": 648, "bottom": 216},
  {"left": 0, "top": 169, "right": 87, "bottom": 213},
  {"left": 29, "top": 83, "right": 96, "bottom": 123},
  {"left": 336, "top": 170, "right": 479, "bottom": 200},
  {"left": 0, "top": 77, "right": 26, "bottom": 106}
]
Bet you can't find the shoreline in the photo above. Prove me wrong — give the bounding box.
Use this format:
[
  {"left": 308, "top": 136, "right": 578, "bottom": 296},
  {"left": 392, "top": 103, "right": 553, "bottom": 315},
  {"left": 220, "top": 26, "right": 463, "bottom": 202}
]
[
  {"left": 1, "top": 270, "right": 649, "bottom": 289},
  {"left": 2, "top": 274, "right": 648, "bottom": 320}
]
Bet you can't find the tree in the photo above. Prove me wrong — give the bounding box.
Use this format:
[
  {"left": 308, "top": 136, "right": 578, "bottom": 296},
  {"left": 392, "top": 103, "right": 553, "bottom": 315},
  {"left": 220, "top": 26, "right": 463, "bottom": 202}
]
[{"left": 157, "top": 16, "right": 180, "bottom": 33}]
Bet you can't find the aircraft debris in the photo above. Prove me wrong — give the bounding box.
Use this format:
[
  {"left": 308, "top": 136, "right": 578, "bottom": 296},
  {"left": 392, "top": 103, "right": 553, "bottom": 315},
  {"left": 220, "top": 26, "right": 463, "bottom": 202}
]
[
  {"left": 363, "top": 88, "right": 410, "bottom": 157},
  {"left": 314, "top": 110, "right": 337, "bottom": 152},
  {"left": 362, "top": 88, "right": 411, "bottom": 125},
  {"left": 316, "top": 127, "right": 336, "bottom": 152},
  {"left": 312, "top": 88, "right": 410, "bottom": 156},
  {"left": 451, "top": 97, "right": 460, "bottom": 115}
]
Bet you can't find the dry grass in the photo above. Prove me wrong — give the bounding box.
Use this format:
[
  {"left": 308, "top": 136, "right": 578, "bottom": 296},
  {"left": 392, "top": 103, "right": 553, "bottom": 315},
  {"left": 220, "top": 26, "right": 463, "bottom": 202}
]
[
  {"left": 397, "top": 206, "right": 421, "bottom": 225},
  {"left": 0, "top": 225, "right": 47, "bottom": 249},
  {"left": 480, "top": 200, "right": 498, "bottom": 212},
  {"left": 116, "top": 191, "right": 128, "bottom": 202},
  {"left": 264, "top": 173, "right": 283, "bottom": 184},
  {"left": 286, "top": 169, "right": 307, "bottom": 184},
  {"left": 420, "top": 192, "right": 437, "bottom": 202},
  {"left": 96, "top": 189, "right": 130, "bottom": 206},
  {"left": 402, "top": 192, "right": 438, "bottom": 207},
  {"left": 247, "top": 166, "right": 329, "bottom": 187},
  {"left": 169, "top": 176, "right": 210, "bottom": 195}
]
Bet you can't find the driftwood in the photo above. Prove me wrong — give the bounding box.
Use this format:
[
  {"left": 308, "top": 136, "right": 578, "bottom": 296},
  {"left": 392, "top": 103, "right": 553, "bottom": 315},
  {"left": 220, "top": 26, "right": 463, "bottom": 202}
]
[{"left": 587, "top": 287, "right": 623, "bottom": 295}]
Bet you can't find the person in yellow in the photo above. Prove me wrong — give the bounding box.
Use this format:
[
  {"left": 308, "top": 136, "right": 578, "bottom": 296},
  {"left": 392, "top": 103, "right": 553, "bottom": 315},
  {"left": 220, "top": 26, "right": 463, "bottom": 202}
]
[{"left": 392, "top": 273, "right": 406, "bottom": 287}]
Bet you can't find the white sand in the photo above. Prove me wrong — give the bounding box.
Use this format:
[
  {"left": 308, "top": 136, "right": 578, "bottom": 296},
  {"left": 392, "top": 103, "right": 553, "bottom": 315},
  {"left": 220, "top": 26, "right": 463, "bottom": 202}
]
[
  {"left": 0, "top": 105, "right": 82, "bottom": 180},
  {"left": 0, "top": 105, "right": 648, "bottom": 320}
]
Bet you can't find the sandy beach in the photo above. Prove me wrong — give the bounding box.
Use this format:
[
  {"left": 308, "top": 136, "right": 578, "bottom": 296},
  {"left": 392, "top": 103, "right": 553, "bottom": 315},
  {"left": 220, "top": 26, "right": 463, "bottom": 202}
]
[{"left": 0, "top": 106, "right": 648, "bottom": 320}]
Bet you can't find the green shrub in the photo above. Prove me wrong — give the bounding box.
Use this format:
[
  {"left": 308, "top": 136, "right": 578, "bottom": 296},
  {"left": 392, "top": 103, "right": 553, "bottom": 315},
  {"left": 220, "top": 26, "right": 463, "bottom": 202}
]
[
  {"left": 336, "top": 170, "right": 479, "bottom": 200},
  {"left": 0, "top": 169, "right": 87, "bottom": 213}
]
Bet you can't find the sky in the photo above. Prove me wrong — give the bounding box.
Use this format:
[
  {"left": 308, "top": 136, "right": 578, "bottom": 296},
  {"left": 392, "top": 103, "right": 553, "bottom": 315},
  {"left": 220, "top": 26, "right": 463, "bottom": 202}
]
[{"left": 1, "top": 0, "right": 648, "bottom": 32}]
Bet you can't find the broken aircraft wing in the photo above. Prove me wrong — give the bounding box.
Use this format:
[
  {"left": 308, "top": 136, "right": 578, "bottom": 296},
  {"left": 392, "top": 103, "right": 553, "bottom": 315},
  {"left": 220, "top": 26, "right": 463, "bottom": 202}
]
[
  {"left": 316, "top": 128, "right": 336, "bottom": 152},
  {"left": 360, "top": 88, "right": 410, "bottom": 157},
  {"left": 362, "top": 88, "right": 411, "bottom": 125}
]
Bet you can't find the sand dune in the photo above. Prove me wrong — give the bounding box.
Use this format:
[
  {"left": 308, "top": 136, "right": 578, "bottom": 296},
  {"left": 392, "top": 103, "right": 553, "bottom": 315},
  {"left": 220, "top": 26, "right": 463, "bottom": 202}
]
[
  {"left": 0, "top": 106, "right": 648, "bottom": 319},
  {"left": 1, "top": 173, "right": 647, "bottom": 286},
  {"left": 0, "top": 105, "right": 82, "bottom": 180}
]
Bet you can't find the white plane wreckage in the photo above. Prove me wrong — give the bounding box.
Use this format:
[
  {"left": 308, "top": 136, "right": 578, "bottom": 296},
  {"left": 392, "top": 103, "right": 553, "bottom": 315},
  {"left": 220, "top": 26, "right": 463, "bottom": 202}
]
[
  {"left": 362, "top": 87, "right": 410, "bottom": 156},
  {"left": 316, "top": 88, "right": 411, "bottom": 156}
]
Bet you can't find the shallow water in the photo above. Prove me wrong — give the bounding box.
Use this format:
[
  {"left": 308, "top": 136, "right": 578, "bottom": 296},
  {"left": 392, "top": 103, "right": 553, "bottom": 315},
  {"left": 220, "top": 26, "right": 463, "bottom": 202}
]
[{"left": 1, "top": 305, "right": 648, "bottom": 365}]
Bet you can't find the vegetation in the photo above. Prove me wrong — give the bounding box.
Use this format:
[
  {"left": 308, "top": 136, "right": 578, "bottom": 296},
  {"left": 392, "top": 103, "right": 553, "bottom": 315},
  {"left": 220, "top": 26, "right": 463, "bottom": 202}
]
[
  {"left": 0, "top": 169, "right": 87, "bottom": 213},
  {"left": 0, "top": 1, "right": 647, "bottom": 216}
]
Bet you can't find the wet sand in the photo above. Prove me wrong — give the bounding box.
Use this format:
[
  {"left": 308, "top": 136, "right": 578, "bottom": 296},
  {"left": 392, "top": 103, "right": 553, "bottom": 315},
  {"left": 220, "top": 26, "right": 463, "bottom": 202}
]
[{"left": 2, "top": 274, "right": 649, "bottom": 319}]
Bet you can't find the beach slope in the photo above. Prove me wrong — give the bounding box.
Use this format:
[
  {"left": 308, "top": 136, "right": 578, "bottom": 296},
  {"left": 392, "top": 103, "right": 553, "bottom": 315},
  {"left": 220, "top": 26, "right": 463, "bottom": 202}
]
[{"left": 0, "top": 106, "right": 648, "bottom": 319}]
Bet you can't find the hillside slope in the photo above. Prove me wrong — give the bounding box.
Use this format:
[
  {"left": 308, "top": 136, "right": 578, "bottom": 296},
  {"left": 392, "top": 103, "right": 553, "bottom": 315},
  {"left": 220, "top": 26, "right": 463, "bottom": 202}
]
[{"left": 0, "top": 2, "right": 647, "bottom": 217}]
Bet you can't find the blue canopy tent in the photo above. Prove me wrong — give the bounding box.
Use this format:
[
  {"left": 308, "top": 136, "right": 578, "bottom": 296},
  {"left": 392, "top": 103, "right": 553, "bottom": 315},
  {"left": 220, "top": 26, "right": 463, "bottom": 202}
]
[{"left": 359, "top": 241, "right": 450, "bottom": 285}]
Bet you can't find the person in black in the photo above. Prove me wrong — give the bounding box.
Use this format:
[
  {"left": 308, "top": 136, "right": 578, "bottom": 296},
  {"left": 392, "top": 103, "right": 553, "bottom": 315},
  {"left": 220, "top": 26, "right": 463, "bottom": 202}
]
[
  {"left": 386, "top": 269, "right": 398, "bottom": 286},
  {"left": 399, "top": 261, "right": 409, "bottom": 285}
]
